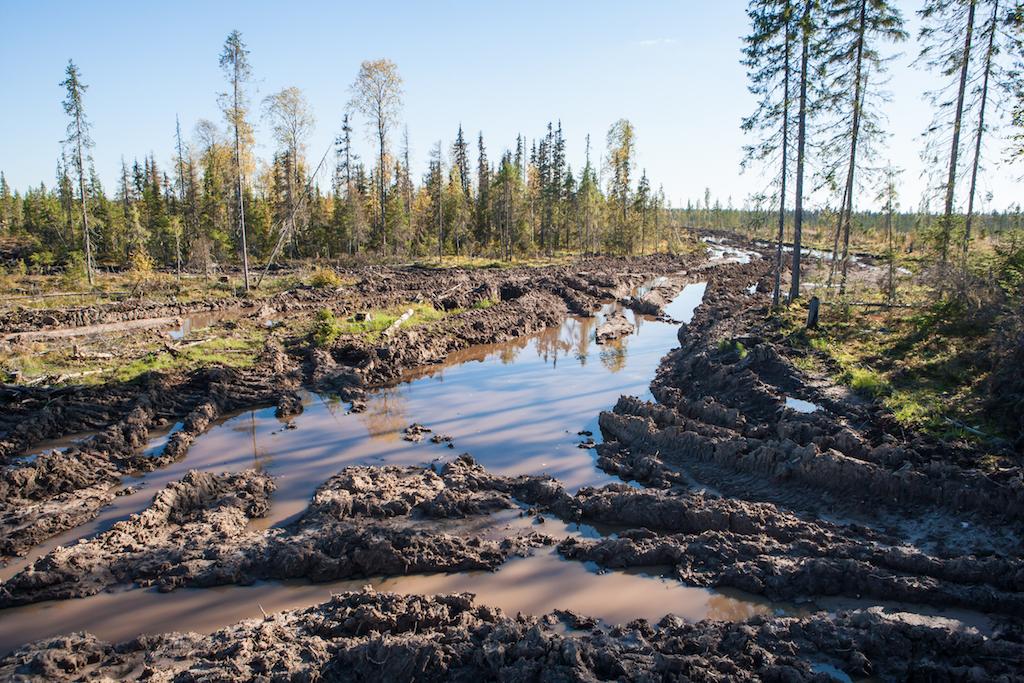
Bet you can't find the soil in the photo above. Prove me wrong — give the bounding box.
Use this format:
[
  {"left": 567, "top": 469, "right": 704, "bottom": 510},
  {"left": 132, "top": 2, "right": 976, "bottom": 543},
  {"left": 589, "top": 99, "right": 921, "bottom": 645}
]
[{"left": 2, "top": 243, "right": 1022, "bottom": 681}]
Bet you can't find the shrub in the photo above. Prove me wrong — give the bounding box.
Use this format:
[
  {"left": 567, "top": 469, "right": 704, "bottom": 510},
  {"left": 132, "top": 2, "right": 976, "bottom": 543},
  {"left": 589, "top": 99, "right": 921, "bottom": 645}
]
[
  {"left": 61, "top": 251, "right": 88, "bottom": 289},
  {"left": 312, "top": 308, "right": 342, "bottom": 346},
  {"left": 309, "top": 266, "right": 342, "bottom": 289}
]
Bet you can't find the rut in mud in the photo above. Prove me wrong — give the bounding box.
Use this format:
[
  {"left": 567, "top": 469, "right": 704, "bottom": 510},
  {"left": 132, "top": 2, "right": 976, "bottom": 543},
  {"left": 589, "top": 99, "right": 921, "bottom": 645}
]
[{"left": 1, "top": 242, "right": 1022, "bottom": 681}]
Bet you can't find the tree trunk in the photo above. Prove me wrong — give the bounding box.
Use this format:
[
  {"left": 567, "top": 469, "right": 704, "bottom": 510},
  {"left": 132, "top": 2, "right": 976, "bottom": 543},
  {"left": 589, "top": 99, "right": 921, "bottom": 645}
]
[
  {"left": 789, "top": 0, "right": 812, "bottom": 302},
  {"left": 379, "top": 118, "right": 387, "bottom": 255},
  {"left": 774, "top": 17, "right": 792, "bottom": 309},
  {"left": 233, "top": 67, "right": 250, "bottom": 292},
  {"left": 941, "top": 0, "right": 976, "bottom": 266},
  {"left": 962, "top": 0, "right": 998, "bottom": 272},
  {"left": 839, "top": 0, "right": 868, "bottom": 297}
]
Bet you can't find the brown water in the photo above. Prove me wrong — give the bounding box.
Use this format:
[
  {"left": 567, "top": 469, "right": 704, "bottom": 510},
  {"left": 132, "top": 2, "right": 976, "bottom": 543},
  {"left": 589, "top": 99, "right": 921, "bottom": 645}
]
[{"left": 0, "top": 265, "right": 997, "bottom": 653}]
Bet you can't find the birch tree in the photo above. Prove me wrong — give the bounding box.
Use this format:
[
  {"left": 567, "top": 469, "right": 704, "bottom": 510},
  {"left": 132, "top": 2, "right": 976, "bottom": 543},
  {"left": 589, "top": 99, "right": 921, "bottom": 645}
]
[{"left": 349, "top": 59, "right": 403, "bottom": 255}]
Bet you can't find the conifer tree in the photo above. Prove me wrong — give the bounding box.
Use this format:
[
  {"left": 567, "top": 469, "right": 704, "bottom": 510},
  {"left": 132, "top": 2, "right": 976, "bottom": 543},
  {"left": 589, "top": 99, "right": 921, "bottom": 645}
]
[
  {"left": 475, "top": 132, "right": 491, "bottom": 248},
  {"left": 60, "top": 60, "right": 95, "bottom": 285},
  {"left": 742, "top": 0, "right": 796, "bottom": 306},
  {"left": 818, "top": 0, "right": 906, "bottom": 293},
  {"left": 219, "top": 30, "right": 253, "bottom": 290}
]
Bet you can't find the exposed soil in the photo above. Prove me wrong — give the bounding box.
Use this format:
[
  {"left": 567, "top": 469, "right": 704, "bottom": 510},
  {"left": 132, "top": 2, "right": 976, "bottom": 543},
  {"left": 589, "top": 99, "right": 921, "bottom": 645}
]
[
  {"left": 3, "top": 590, "right": 1022, "bottom": 681},
  {"left": 2, "top": 243, "right": 1022, "bottom": 681},
  {"left": 0, "top": 255, "right": 690, "bottom": 562}
]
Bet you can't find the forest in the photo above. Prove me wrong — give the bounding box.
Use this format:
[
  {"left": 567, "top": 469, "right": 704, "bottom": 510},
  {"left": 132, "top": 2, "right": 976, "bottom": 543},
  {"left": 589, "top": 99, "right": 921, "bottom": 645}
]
[{"left": 0, "top": 2, "right": 1019, "bottom": 294}]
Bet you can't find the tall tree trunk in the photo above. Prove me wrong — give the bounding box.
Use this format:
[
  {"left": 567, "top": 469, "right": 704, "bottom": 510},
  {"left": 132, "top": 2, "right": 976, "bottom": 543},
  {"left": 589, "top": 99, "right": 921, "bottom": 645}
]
[
  {"left": 379, "top": 119, "right": 387, "bottom": 255},
  {"left": 233, "top": 69, "right": 250, "bottom": 292},
  {"left": 789, "top": 0, "right": 812, "bottom": 302},
  {"left": 774, "top": 18, "right": 793, "bottom": 308},
  {"left": 962, "top": 0, "right": 998, "bottom": 272},
  {"left": 75, "top": 115, "right": 93, "bottom": 286},
  {"left": 941, "top": 0, "right": 976, "bottom": 266},
  {"left": 839, "top": 0, "right": 868, "bottom": 296}
]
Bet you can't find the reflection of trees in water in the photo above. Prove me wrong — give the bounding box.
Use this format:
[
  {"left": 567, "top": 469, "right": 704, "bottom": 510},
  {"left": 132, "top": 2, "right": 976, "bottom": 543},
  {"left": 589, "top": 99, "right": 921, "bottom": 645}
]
[
  {"left": 357, "top": 385, "right": 408, "bottom": 441},
  {"left": 498, "top": 339, "right": 527, "bottom": 365},
  {"left": 575, "top": 316, "right": 595, "bottom": 365},
  {"left": 599, "top": 339, "right": 628, "bottom": 373},
  {"left": 535, "top": 323, "right": 576, "bottom": 367}
]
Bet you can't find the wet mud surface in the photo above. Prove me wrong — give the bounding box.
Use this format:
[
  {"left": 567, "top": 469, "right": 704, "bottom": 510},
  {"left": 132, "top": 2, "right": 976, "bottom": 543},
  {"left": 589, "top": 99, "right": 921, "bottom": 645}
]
[{"left": 1, "top": 246, "right": 1022, "bottom": 681}]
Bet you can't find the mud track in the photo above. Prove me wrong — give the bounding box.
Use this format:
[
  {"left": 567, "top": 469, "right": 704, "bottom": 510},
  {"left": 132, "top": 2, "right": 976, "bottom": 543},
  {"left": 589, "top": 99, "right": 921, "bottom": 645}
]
[
  {"left": 0, "top": 256, "right": 691, "bottom": 561},
  {"left": 3, "top": 590, "right": 1022, "bottom": 681},
  {"left": 3, "top": 244, "right": 1023, "bottom": 681}
]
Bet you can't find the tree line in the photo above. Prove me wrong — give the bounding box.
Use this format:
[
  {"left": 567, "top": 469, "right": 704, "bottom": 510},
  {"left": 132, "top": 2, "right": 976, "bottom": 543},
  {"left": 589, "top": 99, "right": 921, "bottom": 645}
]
[
  {"left": 742, "top": 0, "right": 1024, "bottom": 304},
  {"left": 0, "top": 33, "right": 679, "bottom": 290}
]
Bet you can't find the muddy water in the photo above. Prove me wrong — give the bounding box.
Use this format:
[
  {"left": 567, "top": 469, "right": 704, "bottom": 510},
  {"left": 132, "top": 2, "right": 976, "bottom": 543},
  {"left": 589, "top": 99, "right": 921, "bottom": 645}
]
[{"left": 2, "top": 282, "right": 793, "bottom": 653}]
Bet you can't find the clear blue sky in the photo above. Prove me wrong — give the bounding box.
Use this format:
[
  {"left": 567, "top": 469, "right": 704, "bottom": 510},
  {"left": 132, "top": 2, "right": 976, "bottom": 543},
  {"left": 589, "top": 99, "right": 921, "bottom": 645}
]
[{"left": 0, "top": 0, "right": 1019, "bottom": 210}]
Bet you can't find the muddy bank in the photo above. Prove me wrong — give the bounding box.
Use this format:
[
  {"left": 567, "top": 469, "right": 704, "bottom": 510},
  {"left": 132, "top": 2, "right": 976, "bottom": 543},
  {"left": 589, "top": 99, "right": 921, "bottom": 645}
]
[
  {"left": 0, "top": 457, "right": 555, "bottom": 606},
  {"left": 3, "top": 589, "right": 1022, "bottom": 682}
]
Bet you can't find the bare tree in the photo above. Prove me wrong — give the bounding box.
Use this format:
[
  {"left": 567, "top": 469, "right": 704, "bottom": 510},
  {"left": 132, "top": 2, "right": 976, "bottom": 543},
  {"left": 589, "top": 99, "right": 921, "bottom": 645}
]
[
  {"left": 349, "top": 59, "right": 403, "bottom": 255},
  {"left": 262, "top": 86, "right": 316, "bottom": 250}
]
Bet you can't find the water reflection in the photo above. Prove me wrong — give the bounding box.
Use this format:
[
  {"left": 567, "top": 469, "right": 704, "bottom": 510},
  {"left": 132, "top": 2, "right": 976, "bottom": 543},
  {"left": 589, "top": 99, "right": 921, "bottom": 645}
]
[{"left": 1, "top": 281, "right": 733, "bottom": 654}]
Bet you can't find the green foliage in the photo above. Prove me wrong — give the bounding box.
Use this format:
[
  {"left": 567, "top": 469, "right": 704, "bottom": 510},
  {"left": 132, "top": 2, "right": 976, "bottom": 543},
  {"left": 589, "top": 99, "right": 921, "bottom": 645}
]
[
  {"left": 60, "top": 251, "right": 87, "bottom": 289},
  {"left": 844, "top": 366, "right": 889, "bottom": 397},
  {"left": 312, "top": 308, "right": 342, "bottom": 347}
]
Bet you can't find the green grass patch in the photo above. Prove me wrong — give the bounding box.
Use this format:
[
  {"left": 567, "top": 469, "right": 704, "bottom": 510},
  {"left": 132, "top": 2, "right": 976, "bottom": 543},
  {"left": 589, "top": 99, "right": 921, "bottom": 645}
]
[{"left": 313, "top": 303, "right": 452, "bottom": 346}]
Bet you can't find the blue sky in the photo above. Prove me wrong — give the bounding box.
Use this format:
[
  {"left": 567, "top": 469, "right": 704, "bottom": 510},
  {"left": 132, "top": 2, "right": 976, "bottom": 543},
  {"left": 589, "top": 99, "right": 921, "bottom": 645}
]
[{"left": 0, "top": 0, "right": 1019, "bottom": 210}]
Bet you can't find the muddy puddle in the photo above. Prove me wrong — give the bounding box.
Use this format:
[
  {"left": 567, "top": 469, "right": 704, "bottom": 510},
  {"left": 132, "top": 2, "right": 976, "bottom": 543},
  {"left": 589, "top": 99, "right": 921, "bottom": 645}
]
[{"left": 2, "top": 282, "right": 768, "bottom": 649}]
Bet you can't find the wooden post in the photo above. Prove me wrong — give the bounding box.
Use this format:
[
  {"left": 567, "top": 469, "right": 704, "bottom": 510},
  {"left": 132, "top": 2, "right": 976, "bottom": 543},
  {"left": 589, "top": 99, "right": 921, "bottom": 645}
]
[{"left": 806, "top": 295, "right": 820, "bottom": 329}]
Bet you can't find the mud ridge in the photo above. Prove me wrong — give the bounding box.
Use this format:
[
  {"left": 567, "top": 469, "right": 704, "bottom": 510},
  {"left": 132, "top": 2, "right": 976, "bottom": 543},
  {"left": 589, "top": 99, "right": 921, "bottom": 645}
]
[{"left": 2, "top": 590, "right": 1022, "bottom": 681}]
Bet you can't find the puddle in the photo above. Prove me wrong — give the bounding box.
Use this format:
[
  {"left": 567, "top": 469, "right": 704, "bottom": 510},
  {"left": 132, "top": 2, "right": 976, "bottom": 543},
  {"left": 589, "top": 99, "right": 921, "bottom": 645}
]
[
  {"left": 0, "top": 514, "right": 786, "bottom": 654},
  {"left": 809, "top": 661, "right": 854, "bottom": 682},
  {"left": 6, "top": 431, "right": 98, "bottom": 467},
  {"left": 168, "top": 308, "right": 245, "bottom": 341},
  {"left": 0, "top": 282, "right": 727, "bottom": 650},
  {"left": 785, "top": 396, "right": 821, "bottom": 413}
]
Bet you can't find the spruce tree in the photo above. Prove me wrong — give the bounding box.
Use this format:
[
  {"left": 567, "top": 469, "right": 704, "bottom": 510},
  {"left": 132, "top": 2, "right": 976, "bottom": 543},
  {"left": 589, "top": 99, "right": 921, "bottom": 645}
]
[
  {"left": 60, "top": 60, "right": 95, "bottom": 285},
  {"left": 475, "top": 132, "right": 491, "bottom": 248}
]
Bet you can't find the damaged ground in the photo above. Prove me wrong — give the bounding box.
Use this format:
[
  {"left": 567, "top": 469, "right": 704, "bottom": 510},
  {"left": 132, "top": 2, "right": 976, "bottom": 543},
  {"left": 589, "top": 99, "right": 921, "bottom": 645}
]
[{"left": 1, "top": 243, "right": 1022, "bottom": 681}]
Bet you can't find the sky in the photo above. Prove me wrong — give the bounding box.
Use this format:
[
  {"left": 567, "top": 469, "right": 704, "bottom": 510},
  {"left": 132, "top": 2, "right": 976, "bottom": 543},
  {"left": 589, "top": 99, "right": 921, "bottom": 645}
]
[{"left": 0, "top": 0, "right": 1020, "bottom": 211}]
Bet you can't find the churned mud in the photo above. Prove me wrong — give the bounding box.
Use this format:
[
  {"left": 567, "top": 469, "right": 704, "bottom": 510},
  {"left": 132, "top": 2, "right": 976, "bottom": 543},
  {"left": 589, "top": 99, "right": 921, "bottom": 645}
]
[{"left": 2, "top": 244, "right": 1022, "bottom": 681}]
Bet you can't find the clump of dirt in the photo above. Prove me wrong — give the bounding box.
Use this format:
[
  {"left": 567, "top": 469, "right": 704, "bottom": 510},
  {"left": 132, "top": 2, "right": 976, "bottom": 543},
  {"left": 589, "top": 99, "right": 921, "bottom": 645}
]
[{"left": 595, "top": 311, "right": 634, "bottom": 343}]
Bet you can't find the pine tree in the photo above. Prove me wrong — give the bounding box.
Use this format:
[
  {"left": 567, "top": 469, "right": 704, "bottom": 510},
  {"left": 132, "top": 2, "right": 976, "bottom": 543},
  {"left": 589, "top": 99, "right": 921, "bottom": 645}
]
[
  {"left": 790, "top": 0, "right": 817, "bottom": 301},
  {"left": 818, "top": 0, "right": 906, "bottom": 294},
  {"left": 742, "top": 0, "right": 796, "bottom": 306},
  {"left": 219, "top": 29, "right": 253, "bottom": 290}
]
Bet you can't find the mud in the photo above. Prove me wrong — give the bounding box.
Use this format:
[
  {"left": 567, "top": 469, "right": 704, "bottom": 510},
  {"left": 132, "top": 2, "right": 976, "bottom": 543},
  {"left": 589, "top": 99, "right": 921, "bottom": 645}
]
[
  {"left": 3, "top": 590, "right": 1023, "bottom": 682},
  {"left": 0, "top": 256, "right": 690, "bottom": 564},
  {"left": 3, "top": 243, "right": 1022, "bottom": 680},
  {"left": 595, "top": 311, "right": 634, "bottom": 343}
]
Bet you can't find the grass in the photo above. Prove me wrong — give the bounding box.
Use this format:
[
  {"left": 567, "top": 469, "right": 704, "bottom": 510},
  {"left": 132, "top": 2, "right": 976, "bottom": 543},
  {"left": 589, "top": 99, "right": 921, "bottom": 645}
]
[
  {"left": 111, "top": 335, "right": 263, "bottom": 383},
  {"left": 776, "top": 296, "right": 1003, "bottom": 443},
  {"left": 313, "top": 302, "right": 453, "bottom": 346}
]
